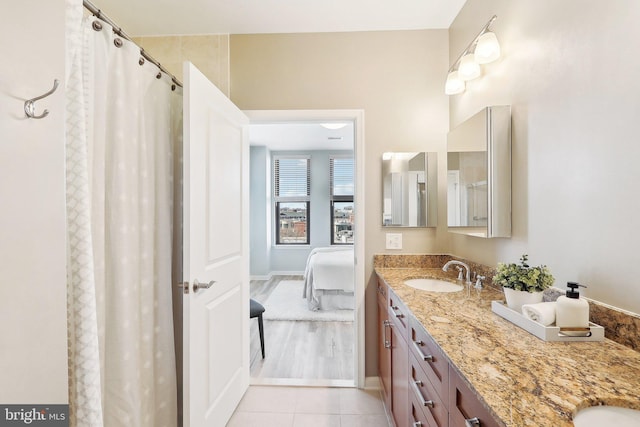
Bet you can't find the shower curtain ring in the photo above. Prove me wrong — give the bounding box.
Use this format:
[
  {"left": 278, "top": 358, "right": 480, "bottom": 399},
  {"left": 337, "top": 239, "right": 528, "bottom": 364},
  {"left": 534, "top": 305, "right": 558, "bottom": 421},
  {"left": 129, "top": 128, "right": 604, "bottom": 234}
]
[{"left": 24, "top": 79, "right": 59, "bottom": 119}]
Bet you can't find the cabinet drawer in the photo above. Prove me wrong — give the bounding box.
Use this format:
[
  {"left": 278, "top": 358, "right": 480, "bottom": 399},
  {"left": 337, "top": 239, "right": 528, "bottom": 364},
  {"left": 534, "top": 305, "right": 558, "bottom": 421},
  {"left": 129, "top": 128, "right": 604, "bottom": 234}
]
[
  {"left": 409, "top": 316, "right": 449, "bottom": 400},
  {"left": 388, "top": 287, "right": 409, "bottom": 335},
  {"left": 449, "top": 365, "right": 500, "bottom": 427},
  {"left": 409, "top": 352, "right": 448, "bottom": 427},
  {"left": 411, "top": 394, "right": 442, "bottom": 427}
]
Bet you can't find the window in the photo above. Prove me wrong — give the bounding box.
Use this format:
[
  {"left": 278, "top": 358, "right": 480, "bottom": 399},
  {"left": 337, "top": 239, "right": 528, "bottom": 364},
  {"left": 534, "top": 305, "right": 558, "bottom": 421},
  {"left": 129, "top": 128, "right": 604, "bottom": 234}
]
[
  {"left": 274, "top": 156, "right": 310, "bottom": 244},
  {"left": 330, "top": 157, "right": 354, "bottom": 245}
]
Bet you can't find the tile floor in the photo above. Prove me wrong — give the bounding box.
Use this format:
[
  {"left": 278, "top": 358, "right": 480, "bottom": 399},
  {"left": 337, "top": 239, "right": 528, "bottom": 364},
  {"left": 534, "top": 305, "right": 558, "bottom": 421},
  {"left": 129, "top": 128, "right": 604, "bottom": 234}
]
[{"left": 227, "top": 385, "right": 391, "bottom": 427}]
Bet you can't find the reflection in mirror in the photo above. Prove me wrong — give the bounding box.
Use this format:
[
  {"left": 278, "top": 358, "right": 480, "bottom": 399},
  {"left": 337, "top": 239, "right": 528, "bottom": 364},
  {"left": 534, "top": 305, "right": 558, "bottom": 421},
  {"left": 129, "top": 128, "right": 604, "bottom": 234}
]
[
  {"left": 447, "top": 151, "right": 488, "bottom": 228},
  {"left": 447, "top": 106, "right": 511, "bottom": 238},
  {"left": 382, "top": 152, "right": 437, "bottom": 228}
]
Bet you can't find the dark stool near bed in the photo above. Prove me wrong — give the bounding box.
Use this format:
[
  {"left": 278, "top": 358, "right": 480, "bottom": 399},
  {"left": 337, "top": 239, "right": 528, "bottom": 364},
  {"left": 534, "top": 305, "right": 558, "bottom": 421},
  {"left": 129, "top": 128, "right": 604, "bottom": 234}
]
[{"left": 249, "top": 299, "right": 266, "bottom": 359}]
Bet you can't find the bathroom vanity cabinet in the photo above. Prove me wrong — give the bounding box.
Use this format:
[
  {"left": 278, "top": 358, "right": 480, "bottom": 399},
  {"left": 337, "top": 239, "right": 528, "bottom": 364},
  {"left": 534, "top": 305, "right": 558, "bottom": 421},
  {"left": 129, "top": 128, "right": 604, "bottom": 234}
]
[
  {"left": 375, "top": 260, "right": 640, "bottom": 426},
  {"left": 378, "top": 282, "right": 410, "bottom": 426},
  {"left": 378, "top": 278, "right": 499, "bottom": 427}
]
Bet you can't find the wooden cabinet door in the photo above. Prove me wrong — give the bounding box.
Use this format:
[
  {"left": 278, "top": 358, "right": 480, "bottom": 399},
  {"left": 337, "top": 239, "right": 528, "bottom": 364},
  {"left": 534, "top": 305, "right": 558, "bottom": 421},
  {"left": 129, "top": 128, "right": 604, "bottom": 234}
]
[
  {"left": 390, "top": 320, "right": 409, "bottom": 427},
  {"left": 378, "top": 293, "right": 392, "bottom": 412}
]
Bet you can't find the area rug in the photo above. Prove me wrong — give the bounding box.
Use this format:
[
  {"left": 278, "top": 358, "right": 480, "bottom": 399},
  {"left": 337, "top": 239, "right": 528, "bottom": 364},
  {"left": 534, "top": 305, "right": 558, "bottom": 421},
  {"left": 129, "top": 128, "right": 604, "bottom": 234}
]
[{"left": 262, "top": 280, "right": 354, "bottom": 322}]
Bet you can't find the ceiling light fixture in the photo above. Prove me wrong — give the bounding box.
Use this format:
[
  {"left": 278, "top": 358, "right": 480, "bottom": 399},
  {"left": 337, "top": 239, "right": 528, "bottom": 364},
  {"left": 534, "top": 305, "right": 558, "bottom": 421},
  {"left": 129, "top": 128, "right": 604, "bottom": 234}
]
[
  {"left": 445, "top": 15, "right": 501, "bottom": 95},
  {"left": 321, "top": 123, "right": 348, "bottom": 130}
]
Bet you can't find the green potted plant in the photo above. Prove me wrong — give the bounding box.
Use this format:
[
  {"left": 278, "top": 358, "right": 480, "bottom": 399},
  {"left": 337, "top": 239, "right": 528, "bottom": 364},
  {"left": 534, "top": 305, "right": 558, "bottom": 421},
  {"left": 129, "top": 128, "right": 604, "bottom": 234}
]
[{"left": 493, "top": 254, "right": 555, "bottom": 312}]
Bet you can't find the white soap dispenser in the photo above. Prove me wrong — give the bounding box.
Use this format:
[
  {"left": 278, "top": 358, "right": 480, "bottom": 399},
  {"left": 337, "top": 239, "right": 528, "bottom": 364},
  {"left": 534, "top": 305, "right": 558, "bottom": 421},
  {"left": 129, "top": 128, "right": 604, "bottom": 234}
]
[{"left": 556, "top": 282, "right": 589, "bottom": 328}]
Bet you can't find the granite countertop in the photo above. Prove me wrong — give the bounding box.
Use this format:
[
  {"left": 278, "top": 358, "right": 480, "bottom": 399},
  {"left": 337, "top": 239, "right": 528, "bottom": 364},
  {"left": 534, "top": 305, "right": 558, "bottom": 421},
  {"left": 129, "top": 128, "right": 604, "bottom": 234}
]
[{"left": 376, "top": 267, "right": 640, "bottom": 427}]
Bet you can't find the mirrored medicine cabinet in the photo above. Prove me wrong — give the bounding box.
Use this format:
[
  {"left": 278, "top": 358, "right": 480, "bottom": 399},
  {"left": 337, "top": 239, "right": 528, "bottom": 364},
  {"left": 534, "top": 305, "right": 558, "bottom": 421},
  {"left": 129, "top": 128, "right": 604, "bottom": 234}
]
[
  {"left": 382, "top": 152, "right": 437, "bottom": 228},
  {"left": 447, "top": 106, "right": 511, "bottom": 238}
]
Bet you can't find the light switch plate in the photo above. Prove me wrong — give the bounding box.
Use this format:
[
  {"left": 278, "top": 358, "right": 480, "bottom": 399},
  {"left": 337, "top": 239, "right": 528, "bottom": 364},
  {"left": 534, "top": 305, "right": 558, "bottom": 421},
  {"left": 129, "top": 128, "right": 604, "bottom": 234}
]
[{"left": 386, "top": 233, "right": 402, "bottom": 250}]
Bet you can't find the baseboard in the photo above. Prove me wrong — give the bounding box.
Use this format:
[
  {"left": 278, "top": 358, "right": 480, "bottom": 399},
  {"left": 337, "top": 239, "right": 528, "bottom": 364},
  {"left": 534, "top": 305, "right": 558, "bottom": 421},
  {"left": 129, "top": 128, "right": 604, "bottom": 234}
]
[
  {"left": 250, "top": 377, "right": 355, "bottom": 388},
  {"left": 250, "top": 271, "right": 305, "bottom": 281},
  {"left": 269, "top": 271, "right": 305, "bottom": 277},
  {"left": 250, "top": 377, "right": 379, "bottom": 390},
  {"left": 250, "top": 274, "right": 272, "bottom": 281},
  {"left": 364, "top": 376, "right": 381, "bottom": 390}
]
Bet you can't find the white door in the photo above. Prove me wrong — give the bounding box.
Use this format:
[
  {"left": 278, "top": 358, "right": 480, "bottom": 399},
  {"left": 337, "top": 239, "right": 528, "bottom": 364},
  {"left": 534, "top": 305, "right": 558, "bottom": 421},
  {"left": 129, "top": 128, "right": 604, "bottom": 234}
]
[
  {"left": 182, "top": 62, "right": 250, "bottom": 427},
  {"left": 0, "top": 0, "right": 68, "bottom": 403}
]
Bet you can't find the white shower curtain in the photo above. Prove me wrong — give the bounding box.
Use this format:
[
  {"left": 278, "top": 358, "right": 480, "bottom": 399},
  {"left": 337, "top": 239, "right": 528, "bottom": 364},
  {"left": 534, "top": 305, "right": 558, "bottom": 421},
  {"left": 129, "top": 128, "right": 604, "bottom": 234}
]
[{"left": 66, "top": 1, "right": 180, "bottom": 426}]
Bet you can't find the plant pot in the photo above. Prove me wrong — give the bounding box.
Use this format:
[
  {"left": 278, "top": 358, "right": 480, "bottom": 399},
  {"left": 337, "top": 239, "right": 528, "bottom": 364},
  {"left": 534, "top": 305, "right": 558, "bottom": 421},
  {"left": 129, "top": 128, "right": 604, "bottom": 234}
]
[{"left": 503, "top": 287, "right": 544, "bottom": 313}]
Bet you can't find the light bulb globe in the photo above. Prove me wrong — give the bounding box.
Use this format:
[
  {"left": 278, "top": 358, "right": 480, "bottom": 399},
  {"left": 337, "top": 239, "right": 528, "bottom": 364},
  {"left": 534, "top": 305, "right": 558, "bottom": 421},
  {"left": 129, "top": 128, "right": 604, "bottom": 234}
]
[
  {"left": 475, "top": 31, "right": 501, "bottom": 64},
  {"left": 445, "top": 71, "right": 465, "bottom": 95},
  {"left": 458, "top": 54, "right": 481, "bottom": 81}
]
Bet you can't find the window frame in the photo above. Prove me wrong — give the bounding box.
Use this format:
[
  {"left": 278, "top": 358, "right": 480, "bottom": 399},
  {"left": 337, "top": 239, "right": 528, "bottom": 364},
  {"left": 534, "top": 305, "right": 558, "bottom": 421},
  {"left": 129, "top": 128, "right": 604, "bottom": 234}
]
[
  {"left": 273, "top": 155, "right": 311, "bottom": 245},
  {"left": 330, "top": 156, "right": 354, "bottom": 245},
  {"left": 275, "top": 201, "right": 310, "bottom": 245}
]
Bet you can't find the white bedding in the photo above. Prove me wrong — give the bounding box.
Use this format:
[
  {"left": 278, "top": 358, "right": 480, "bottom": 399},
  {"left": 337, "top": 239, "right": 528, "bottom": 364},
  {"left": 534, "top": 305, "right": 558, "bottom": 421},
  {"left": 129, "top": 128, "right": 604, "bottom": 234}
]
[{"left": 303, "top": 247, "right": 354, "bottom": 311}]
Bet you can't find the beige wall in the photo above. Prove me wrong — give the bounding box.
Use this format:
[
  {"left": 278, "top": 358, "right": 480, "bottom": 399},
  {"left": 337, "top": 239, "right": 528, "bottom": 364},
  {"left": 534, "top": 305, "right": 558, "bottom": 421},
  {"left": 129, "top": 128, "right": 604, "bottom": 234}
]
[
  {"left": 1, "top": 0, "right": 68, "bottom": 403},
  {"left": 230, "top": 30, "right": 450, "bottom": 376},
  {"left": 449, "top": 0, "right": 640, "bottom": 313},
  {"left": 133, "top": 34, "right": 230, "bottom": 96},
  {"left": 138, "top": 1, "right": 640, "bottom": 377}
]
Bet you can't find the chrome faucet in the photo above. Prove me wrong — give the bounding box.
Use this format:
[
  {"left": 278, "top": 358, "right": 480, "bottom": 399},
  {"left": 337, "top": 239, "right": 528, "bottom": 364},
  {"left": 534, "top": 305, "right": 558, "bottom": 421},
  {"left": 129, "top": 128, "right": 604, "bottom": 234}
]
[{"left": 442, "top": 260, "right": 472, "bottom": 285}]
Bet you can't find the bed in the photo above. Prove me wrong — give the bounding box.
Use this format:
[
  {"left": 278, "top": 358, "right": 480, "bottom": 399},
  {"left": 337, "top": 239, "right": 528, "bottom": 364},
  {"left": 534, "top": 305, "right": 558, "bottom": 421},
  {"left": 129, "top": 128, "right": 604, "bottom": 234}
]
[{"left": 302, "top": 247, "right": 354, "bottom": 311}]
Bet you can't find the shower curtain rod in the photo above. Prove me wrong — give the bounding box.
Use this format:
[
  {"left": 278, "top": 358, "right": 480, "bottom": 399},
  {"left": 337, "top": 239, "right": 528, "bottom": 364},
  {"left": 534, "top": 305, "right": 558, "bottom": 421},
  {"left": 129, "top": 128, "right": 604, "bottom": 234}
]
[{"left": 83, "top": 0, "right": 183, "bottom": 88}]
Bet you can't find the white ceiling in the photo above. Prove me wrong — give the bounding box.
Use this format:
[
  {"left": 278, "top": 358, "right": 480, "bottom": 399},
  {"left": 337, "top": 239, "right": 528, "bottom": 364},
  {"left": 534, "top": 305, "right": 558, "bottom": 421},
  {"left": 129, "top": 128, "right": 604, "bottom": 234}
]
[
  {"left": 249, "top": 122, "right": 354, "bottom": 151},
  {"left": 89, "top": 0, "right": 466, "bottom": 36}
]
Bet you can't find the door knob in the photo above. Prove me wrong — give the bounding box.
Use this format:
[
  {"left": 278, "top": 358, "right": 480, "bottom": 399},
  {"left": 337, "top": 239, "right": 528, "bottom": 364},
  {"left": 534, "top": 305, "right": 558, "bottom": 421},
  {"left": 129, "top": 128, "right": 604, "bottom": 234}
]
[
  {"left": 177, "top": 280, "right": 216, "bottom": 294},
  {"left": 193, "top": 279, "right": 215, "bottom": 293}
]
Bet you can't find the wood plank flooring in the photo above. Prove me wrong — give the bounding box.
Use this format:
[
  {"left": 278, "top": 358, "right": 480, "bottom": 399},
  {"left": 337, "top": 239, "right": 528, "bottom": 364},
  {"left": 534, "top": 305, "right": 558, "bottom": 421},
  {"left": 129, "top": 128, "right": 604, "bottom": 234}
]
[{"left": 249, "top": 276, "right": 355, "bottom": 382}]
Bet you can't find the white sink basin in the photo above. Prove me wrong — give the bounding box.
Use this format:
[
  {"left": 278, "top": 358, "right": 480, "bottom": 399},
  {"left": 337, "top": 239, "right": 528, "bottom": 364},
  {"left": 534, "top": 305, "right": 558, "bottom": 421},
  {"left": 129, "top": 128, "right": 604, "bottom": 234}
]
[
  {"left": 404, "top": 278, "right": 464, "bottom": 293},
  {"left": 573, "top": 406, "right": 640, "bottom": 427}
]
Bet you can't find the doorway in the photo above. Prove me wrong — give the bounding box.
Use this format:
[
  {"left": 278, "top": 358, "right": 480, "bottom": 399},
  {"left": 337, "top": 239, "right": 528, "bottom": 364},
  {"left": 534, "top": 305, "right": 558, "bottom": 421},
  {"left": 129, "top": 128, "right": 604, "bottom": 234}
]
[{"left": 245, "top": 109, "right": 365, "bottom": 388}]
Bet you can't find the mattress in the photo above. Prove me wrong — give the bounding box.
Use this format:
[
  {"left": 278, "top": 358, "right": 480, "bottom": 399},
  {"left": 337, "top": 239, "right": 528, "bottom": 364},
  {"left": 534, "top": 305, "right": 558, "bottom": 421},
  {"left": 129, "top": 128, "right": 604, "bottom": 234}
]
[{"left": 302, "top": 247, "right": 354, "bottom": 311}]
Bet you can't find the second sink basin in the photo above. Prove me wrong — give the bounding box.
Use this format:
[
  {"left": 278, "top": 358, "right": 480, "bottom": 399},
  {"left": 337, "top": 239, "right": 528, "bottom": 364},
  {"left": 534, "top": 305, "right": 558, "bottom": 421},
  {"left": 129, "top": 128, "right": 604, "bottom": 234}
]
[
  {"left": 404, "top": 278, "right": 464, "bottom": 293},
  {"left": 573, "top": 406, "right": 640, "bottom": 427}
]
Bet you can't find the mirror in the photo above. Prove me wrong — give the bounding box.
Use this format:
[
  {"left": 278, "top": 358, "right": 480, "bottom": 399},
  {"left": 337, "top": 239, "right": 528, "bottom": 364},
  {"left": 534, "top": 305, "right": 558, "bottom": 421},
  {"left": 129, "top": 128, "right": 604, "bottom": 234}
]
[
  {"left": 382, "top": 152, "right": 437, "bottom": 227},
  {"left": 447, "top": 106, "right": 511, "bottom": 238}
]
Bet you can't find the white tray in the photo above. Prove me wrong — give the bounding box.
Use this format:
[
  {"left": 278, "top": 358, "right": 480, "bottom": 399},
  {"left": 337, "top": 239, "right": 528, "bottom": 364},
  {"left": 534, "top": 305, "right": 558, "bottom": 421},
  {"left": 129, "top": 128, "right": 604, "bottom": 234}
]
[{"left": 491, "top": 300, "right": 604, "bottom": 342}]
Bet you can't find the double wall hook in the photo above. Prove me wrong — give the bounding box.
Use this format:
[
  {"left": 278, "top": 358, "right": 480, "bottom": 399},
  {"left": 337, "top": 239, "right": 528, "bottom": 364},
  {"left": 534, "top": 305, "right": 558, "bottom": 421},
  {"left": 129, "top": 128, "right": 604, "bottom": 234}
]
[{"left": 24, "top": 79, "right": 59, "bottom": 119}]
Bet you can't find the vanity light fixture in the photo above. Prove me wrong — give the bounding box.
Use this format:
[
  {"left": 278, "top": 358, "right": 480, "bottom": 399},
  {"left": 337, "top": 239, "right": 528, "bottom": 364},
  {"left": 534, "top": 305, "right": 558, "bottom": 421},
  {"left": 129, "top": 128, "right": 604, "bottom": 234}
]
[{"left": 445, "top": 15, "right": 501, "bottom": 95}]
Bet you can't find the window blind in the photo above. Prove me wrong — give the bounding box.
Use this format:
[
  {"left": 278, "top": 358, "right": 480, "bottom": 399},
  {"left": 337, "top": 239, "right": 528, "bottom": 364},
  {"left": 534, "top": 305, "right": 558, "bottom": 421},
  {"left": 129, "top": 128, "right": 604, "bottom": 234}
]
[
  {"left": 330, "top": 157, "right": 354, "bottom": 197},
  {"left": 274, "top": 157, "right": 310, "bottom": 200}
]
